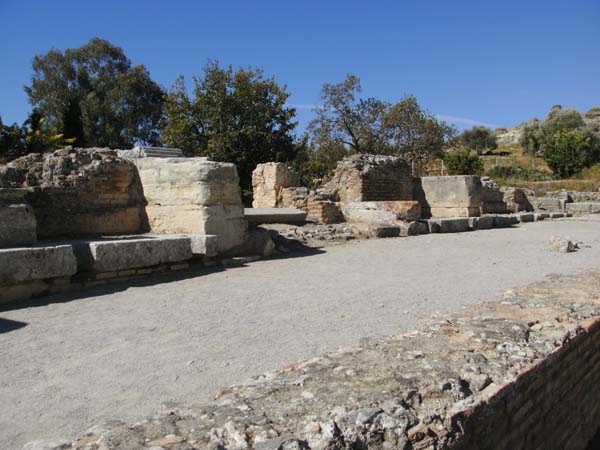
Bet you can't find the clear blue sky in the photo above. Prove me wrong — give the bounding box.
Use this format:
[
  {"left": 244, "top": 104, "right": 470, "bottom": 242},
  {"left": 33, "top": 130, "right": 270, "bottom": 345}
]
[{"left": 1, "top": 0, "right": 599, "bottom": 134}]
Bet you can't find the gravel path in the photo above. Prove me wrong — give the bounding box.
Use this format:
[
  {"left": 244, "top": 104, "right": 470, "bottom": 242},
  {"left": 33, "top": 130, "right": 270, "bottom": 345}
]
[{"left": 1, "top": 217, "right": 599, "bottom": 449}]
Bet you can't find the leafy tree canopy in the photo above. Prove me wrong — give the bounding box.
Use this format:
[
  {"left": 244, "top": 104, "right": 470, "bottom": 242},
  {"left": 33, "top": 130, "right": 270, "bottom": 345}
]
[
  {"left": 460, "top": 126, "right": 497, "bottom": 154},
  {"left": 162, "top": 61, "right": 300, "bottom": 193},
  {"left": 24, "top": 38, "right": 164, "bottom": 148},
  {"left": 308, "top": 75, "right": 454, "bottom": 168},
  {"left": 543, "top": 129, "right": 591, "bottom": 178},
  {"left": 444, "top": 149, "right": 484, "bottom": 175}
]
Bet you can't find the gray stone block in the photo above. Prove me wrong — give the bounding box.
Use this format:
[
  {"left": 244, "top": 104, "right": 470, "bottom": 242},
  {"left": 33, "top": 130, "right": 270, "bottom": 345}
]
[
  {"left": 0, "top": 204, "right": 37, "bottom": 248},
  {"left": 245, "top": 208, "right": 307, "bottom": 224},
  {"left": 427, "top": 218, "right": 470, "bottom": 233},
  {"left": 0, "top": 245, "right": 77, "bottom": 285},
  {"left": 517, "top": 213, "right": 535, "bottom": 222},
  {"left": 565, "top": 202, "right": 600, "bottom": 215},
  {"left": 186, "top": 234, "right": 218, "bottom": 257},
  {"left": 550, "top": 213, "right": 565, "bottom": 219},
  {"left": 535, "top": 213, "right": 550, "bottom": 221},
  {"left": 534, "top": 197, "right": 565, "bottom": 212},
  {"left": 475, "top": 216, "right": 495, "bottom": 230},
  {"left": 491, "top": 214, "right": 517, "bottom": 228},
  {"left": 72, "top": 237, "right": 193, "bottom": 273}
]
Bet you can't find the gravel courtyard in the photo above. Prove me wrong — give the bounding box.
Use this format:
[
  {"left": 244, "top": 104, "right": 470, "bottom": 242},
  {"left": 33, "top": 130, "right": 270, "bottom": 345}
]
[{"left": 1, "top": 217, "right": 599, "bottom": 449}]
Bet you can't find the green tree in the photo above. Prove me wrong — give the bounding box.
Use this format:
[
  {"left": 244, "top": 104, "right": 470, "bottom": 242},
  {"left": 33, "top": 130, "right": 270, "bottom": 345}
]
[
  {"left": 460, "top": 126, "right": 497, "bottom": 154},
  {"left": 521, "top": 106, "right": 585, "bottom": 156},
  {"left": 24, "top": 38, "right": 164, "bottom": 148},
  {"left": 0, "top": 112, "right": 73, "bottom": 160},
  {"left": 308, "top": 75, "right": 390, "bottom": 154},
  {"left": 308, "top": 76, "right": 454, "bottom": 168},
  {"left": 162, "top": 61, "right": 300, "bottom": 193},
  {"left": 543, "top": 130, "right": 591, "bottom": 178},
  {"left": 384, "top": 95, "right": 455, "bottom": 165},
  {"left": 444, "top": 149, "right": 484, "bottom": 175}
]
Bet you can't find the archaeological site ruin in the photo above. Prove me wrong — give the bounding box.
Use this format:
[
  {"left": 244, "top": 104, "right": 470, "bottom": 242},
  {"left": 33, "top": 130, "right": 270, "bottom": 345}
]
[{"left": 1, "top": 147, "right": 600, "bottom": 450}]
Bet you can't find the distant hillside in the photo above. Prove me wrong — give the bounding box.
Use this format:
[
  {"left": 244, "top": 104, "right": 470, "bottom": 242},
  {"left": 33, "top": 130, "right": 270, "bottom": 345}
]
[{"left": 493, "top": 106, "right": 600, "bottom": 146}]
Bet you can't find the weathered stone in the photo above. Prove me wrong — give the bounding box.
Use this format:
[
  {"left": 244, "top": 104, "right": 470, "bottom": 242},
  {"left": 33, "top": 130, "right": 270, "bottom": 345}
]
[
  {"left": 186, "top": 234, "right": 218, "bottom": 257},
  {"left": 72, "top": 237, "right": 193, "bottom": 273},
  {"left": 427, "top": 217, "right": 471, "bottom": 233},
  {"left": 474, "top": 215, "right": 495, "bottom": 230},
  {"left": 0, "top": 204, "right": 37, "bottom": 248},
  {"left": 133, "top": 157, "right": 247, "bottom": 253},
  {"left": 548, "top": 236, "right": 578, "bottom": 253},
  {"left": 535, "top": 213, "right": 550, "bottom": 221},
  {"left": 281, "top": 187, "right": 309, "bottom": 210},
  {"left": 117, "top": 146, "right": 184, "bottom": 159},
  {"left": 480, "top": 177, "right": 507, "bottom": 214},
  {"left": 252, "top": 163, "right": 301, "bottom": 208},
  {"left": 306, "top": 199, "right": 343, "bottom": 224},
  {"left": 565, "top": 202, "right": 600, "bottom": 215},
  {"left": 324, "top": 154, "right": 413, "bottom": 203},
  {"left": 517, "top": 212, "right": 535, "bottom": 222},
  {"left": 399, "top": 221, "right": 426, "bottom": 237},
  {"left": 490, "top": 214, "right": 517, "bottom": 228},
  {"left": 501, "top": 187, "right": 534, "bottom": 213},
  {"left": 51, "top": 269, "right": 600, "bottom": 450},
  {"left": 245, "top": 208, "right": 307, "bottom": 225},
  {"left": 415, "top": 176, "right": 482, "bottom": 218},
  {"left": 0, "top": 149, "right": 149, "bottom": 238},
  {"left": 340, "top": 201, "right": 420, "bottom": 224},
  {"left": 0, "top": 245, "right": 77, "bottom": 286},
  {"left": 533, "top": 197, "right": 565, "bottom": 212}
]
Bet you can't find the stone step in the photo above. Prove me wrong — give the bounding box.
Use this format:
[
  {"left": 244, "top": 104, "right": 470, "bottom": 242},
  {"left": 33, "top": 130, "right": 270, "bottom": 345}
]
[
  {"left": 71, "top": 236, "right": 193, "bottom": 273},
  {"left": 245, "top": 208, "right": 307, "bottom": 225}
]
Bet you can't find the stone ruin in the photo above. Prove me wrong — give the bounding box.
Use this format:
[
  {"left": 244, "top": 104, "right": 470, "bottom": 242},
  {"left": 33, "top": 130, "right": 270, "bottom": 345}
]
[
  {"left": 252, "top": 162, "right": 307, "bottom": 209},
  {"left": 0, "top": 148, "right": 149, "bottom": 238},
  {"left": 0, "top": 147, "right": 247, "bottom": 304}
]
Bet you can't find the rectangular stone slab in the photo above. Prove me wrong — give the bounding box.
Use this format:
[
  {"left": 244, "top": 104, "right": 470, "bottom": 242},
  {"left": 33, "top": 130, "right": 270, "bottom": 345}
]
[
  {"left": 72, "top": 237, "right": 193, "bottom": 273},
  {"left": 340, "top": 201, "right": 421, "bottom": 223},
  {"left": 245, "top": 208, "right": 307, "bottom": 224},
  {"left": 416, "top": 176, "right": 482, "bottom": 209},
  {"left": 0, "top": 204, "right": 37, "bottom": 248},
  {"left": 0, "top": 245, "right": 77, "bottom": 285},
  {"left": 566, "top": 202, "right": 600, "bottom": 214}
]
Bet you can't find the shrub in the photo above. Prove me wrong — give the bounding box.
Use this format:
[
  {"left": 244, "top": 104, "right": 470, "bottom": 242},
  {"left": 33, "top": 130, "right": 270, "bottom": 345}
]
[
  {"left": 444, "top": 149, "right": 484, "bottom": 175},
  {"left": 460, "top": 126, "right": 497, "bottom": 154},
  {"left": 543, "top": 129, "right": 591, "bottom": 178},
  {"left": 485, "top": 165, "right": 552, "bottom": 182},
  {"left": 578, "top": 162, "right": 600, "bottom": 181}
]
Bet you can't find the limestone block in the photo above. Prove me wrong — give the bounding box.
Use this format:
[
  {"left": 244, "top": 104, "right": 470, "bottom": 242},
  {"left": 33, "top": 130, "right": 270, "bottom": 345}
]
[
  {"left": 416, "top": 176, "right": 482, "bottom": 215},
  {"left": 533, "top": 197, "right": 565, "bottom": 212},
  {"left": 490, "top": 214, "right": 517, "bottom": 228},
  {"left": 280, "top": 187, "right": 309, "bottom": 210},
  {"left": 252, "top": 163, "right": 301, "bottom": 208},
  {"left": 134, "top": 158, "right": 247, "bottom": 253},
  {"left": 245, "top": 208, "right": 307, "bottom": 225},
  {"left": 0, "top": 204, "right": 37, "bottom": 248},
  {"left": 475, "top": 216, "right": 495, "bottom": 230},
  {"left": 517, "top": 212, "right": 535, "bottom": 222},
  {"left": 187, "top": 234, "right": 218, "bottom": 257},
  {"left": 501, "top": 187, "right": 534, "bottom": 213},
  {"left": 565, "top": 202, "right": 600, "bottom": 215},
  {"left": 340, "top": 201, "right": 421, "bottom": 224},
  {"left": 0, "top": 245, "right": 77, "bottom": 285},
  {"left": 72, "top": 237, "right": 192, "bottom": 273},
  {"left": 424, "top": 207, "right": 481, "bottom": 219},
  {"left": 427, "top": 218, "right": 471, "bottom": 233}
]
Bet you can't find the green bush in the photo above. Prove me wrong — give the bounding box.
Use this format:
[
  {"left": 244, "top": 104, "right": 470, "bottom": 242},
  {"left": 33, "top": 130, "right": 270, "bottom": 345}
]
[
  {"left": 444, "top": 149, "right": 484, "bottom": 175},
  {"left": 578, "top": 162, "right": 600, "bottom": 181},
  {"left": 485, "top": 165, "right": 552, "bottom": 182},
  {"left": 543, "top": 129, "right": 591, "bottom": 178}
]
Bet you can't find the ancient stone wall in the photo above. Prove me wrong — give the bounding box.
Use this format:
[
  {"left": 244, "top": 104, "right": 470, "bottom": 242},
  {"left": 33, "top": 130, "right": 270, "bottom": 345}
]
[
  {"left": 133, "top": 157, "right": 247, "bottom": 253},
  {"left": 50, "top": 270, "right": 600, "bottom": 450},
  {"left": 415, "top": 176, "right": 482, "bottom": 218},
  {"left": 501, "top": 187, "right": 534, "bottom": 213},
  {"left": 252, "top": 163, "right": 302, "bottom": 208},
  {"left": 480, "top": 176, "right": 507, "bottom": 214},
  {"left": 325, "top": 154, "right": 414, "bottom": 203},
  {"left": 0, "top": 148, "right": 149, "bottom": 238}
]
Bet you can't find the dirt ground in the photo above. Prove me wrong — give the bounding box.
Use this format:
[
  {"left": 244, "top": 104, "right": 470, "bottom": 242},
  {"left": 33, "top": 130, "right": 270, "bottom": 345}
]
[{"left": 1, "top": 216, "right": 599, "bottom": 449}]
